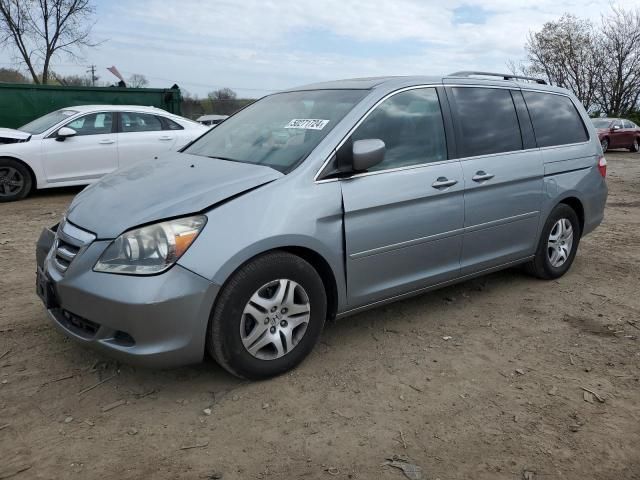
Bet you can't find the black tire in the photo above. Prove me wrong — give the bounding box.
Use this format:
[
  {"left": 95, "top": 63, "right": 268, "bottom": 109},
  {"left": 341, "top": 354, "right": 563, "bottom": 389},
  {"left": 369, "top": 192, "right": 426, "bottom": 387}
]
[
  {"left": 630, "top": 137, "right": 639, "bottom": 153},
  {"left": 0, "top": 158, "right": 33, "bottom": 202},
  {"left": 525, "top": 204, "right": 581, "bottom": 280},
  {"left": 600, "top": 138, "right": 609, "bottom": 153},
  {"left": 207, "top": 251, "right": 327, "bottom": 379}
]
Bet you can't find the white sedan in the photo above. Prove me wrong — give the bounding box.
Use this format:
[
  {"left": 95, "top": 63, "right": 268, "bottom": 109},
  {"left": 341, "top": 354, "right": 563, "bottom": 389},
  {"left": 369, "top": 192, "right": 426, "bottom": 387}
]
[{"left": 0, "top": 105, "right": 207, "bottom": 202}]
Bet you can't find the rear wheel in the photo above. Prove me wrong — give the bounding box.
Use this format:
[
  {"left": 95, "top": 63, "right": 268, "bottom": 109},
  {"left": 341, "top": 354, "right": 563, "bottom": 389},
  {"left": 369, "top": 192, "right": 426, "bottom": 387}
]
[
  {"left": 207, "top": 251, "right": 327, "bottom": 379},
  {"left": 600, "top": 138, "right": 609, "bottom": 153},
  {"left": 0, "top": 158, "right": 32, "bottom": 202},
  {"left": 525, "top": 204, "right": 581, "bottom": 280},
  {"left": 630, "top": 137, "right": 639, "bottom": 153}
]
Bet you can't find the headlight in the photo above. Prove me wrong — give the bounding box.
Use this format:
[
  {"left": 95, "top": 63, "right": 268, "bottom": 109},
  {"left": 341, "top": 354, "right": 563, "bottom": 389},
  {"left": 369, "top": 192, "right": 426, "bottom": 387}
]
[{"left": 94, "top": 215, "right": 206, "bottom": 275}]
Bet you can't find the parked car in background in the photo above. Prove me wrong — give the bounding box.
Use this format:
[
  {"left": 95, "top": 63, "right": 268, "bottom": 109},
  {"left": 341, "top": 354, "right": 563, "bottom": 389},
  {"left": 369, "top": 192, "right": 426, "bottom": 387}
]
[
  {"left": 0, "top": 105, "right": 207, "bottom": 202},
  {"left": 36, "top": 72, "right": 607, "bottom": 379},
  {"left": 592, "top": 117, "right": 640, "bottom": 153},
  {"left": 197, "top": 114, "right": 228, "bottom": 127}
]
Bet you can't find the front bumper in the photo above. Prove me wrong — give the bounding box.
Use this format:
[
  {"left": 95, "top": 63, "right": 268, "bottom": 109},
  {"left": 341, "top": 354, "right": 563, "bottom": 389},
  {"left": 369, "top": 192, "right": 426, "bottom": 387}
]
[{"left": 36, "top": 225, "right": 220, "bottom": 368}]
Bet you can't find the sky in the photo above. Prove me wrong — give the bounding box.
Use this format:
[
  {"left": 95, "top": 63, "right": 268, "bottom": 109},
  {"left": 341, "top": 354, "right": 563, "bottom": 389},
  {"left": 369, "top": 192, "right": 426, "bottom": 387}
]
[{"left": 1, "top": 0, "right": 638, "bottom": 98}]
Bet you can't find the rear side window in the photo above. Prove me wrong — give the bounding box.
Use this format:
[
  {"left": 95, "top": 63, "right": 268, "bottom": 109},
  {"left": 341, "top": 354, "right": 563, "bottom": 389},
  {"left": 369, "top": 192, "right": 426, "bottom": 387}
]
[
  {"left": 120, "top": 112, "right": 163, "bottom": 133},
  {"left": 162, "top": 117, "right": 184, "bottom": 130},
  {"left": 449, "top": 87, "right": 522, "bottom": 157},
  {"left": 523, "top": 92, "right": 588, "bottom": 147}
]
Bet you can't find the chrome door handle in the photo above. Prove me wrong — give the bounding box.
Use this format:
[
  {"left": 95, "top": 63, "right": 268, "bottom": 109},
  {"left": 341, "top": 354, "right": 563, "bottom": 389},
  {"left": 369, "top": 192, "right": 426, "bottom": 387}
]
[
  {"left": 159, "top": 136, "right": 173, "bottom": 141},
  {"left": 431, "top": 177, "right": 458, "bottom": 189},
  {"left": 99, "top": 139, "right": 115, "bottom": 145},
  {"left": 472, "top": 171, "right": 494, "bottom": 182}
]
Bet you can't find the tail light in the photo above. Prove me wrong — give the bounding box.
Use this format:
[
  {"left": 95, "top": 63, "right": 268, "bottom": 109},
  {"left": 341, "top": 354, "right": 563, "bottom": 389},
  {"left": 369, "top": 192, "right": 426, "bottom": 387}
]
[{"left": 597, "top": 156, "right": 607, "bottom": 178}]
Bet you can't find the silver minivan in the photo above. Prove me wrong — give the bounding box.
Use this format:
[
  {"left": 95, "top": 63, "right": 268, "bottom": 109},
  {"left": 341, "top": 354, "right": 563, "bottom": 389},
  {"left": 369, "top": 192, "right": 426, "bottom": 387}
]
[{"left": 36, "top": 72, "right": 608, "bottom": 379}]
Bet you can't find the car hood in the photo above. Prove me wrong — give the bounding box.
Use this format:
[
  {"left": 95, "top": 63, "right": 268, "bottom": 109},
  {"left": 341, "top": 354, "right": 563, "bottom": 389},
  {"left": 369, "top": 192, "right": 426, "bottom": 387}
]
[
  {"left": 66, "top": 152, "right": 283, "bottom": 238},
  {"left": 0, "top": 128, "right": 31, "bottom": 142}
]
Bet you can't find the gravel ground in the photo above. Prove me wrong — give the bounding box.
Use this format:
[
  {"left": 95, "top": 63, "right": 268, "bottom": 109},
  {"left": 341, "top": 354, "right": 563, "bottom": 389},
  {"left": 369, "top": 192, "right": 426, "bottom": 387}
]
[{"left": 0, "top": 151, "right": 639, "bottom": 480}]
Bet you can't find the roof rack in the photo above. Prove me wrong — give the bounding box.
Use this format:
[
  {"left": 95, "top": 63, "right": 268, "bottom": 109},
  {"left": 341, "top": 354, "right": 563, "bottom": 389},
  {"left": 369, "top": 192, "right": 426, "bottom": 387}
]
[{"left": 448, "top": 71, "right": 547, "bottom": 85}]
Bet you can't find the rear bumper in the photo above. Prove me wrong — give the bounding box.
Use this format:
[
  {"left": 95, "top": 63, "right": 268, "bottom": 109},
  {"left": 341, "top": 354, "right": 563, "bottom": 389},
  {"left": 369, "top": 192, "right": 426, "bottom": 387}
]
[{"left": 36, "top": 227, "right": 219, "bottom": 368}]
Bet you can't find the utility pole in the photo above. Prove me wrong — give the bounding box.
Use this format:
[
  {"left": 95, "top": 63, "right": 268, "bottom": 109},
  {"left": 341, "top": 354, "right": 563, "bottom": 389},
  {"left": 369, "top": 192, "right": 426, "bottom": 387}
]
[{"left": 86, "top": 65, "right": 97, "bottom": 86}]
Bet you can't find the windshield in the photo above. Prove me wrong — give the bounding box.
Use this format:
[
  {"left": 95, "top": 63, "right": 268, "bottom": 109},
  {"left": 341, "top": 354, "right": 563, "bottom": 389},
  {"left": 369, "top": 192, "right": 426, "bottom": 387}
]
[
  {"left": 184, "top": 89, "right": 368, "bottom": 173},
  {"left": 19, "top": 109, "right": 79, "bottom": 135},
  {"left": 591, "top": 118, "right": 612, "bottom": 129}
]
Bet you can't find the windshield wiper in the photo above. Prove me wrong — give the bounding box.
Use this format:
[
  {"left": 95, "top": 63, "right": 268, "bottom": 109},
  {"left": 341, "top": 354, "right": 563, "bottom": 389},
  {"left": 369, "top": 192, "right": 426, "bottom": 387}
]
[
  {"left": 206, "top": 155, "right": 244, "bottom": 163},
  {"left": 205, "top": 155, "right": 283, "bottom": 174}
]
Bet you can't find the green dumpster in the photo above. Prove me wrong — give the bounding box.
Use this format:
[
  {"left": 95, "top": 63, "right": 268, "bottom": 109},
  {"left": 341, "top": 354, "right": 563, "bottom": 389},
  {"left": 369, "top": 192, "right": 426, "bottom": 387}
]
[{"left": 0, "top": 83, "right": 182, "bottom": 129}]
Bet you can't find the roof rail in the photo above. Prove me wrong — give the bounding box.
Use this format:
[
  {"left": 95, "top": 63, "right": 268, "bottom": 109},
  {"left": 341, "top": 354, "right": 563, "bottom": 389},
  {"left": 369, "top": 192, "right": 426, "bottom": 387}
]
[{"left": 448, "top": 71, "right": 547, "bottom": 85}]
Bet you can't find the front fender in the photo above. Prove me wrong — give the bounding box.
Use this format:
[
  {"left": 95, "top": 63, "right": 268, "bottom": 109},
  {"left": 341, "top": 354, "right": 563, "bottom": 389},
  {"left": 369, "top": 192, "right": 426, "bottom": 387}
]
[
  {"left": 0, "top": 143, "right": 45, "bottom": 188},
  {"left": 177, "top": 176, "right": 348, "bottom": 310}
]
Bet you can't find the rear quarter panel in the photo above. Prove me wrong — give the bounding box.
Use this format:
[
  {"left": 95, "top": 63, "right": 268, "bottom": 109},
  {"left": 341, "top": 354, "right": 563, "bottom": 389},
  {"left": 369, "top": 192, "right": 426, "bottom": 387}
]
[{"left": 539, "top": 95, "right": 607, "bottom": 238}]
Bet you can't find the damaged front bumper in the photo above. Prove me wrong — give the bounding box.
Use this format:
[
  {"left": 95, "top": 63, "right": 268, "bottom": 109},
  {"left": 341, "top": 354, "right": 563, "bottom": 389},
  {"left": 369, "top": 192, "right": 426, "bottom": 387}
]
[{"left": 35, "top": 221, "right": 220, "bottom": 368}]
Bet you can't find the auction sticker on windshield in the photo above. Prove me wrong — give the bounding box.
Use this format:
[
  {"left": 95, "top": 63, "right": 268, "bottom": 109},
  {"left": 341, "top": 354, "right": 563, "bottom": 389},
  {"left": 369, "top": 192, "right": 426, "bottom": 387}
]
[{"left": 285, "top": 119, "right": 330, "bottom": 130}]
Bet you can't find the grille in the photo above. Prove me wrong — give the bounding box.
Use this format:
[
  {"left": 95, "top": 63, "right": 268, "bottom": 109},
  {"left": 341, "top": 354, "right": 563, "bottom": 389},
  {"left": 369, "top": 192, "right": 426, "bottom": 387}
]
[{"left": 52, "top": 219, "right": 96, "bottom": 273}]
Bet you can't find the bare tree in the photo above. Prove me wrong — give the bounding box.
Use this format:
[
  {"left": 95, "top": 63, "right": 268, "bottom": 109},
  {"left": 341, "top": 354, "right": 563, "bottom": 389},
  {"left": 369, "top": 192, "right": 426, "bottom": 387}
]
[
  {"left": 0, "top": 0, "right": 97, "bottom": 84},
  {"left": 208, "top": 87, "right": 237, "bottom": 101},
  {"left": 597, "top": 6, "right": 640, "bottom": 116},
  {"left": 128, "top": 73, "right": 149, "bottom": 88},
  {"left": 0, "top": 66, "right": 29, "bottom": 83},
  {"left": 207, "top": 88, "right": 240, "bottom": 115},
  {"left": 54, "top": 72, "right": 91, "bottom": 86},
  {"left": 181, "top": 90, "right": 205, "bottom": 120},
  {"left": 513, "top": 7, "right": 640, "bottom": 115},
  {"left": 520, "top": 14, "right": 602, "bottom": 111}
]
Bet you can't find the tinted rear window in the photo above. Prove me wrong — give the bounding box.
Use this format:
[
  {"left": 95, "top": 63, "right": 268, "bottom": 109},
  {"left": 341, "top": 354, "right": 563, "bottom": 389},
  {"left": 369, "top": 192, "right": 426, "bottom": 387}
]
[
  {"left": 523, "top": 92, "right": 588, "bottom": 147},
  {"left": 450, "top": 87, "right": 522, "bottom": 157}
]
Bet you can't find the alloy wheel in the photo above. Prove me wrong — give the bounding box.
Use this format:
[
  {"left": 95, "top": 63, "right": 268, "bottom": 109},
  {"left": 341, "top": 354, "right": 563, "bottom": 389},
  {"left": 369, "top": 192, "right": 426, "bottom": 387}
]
[
  {"left": 0, "top": 167, "right": 24, "bottom": 197},
  {"left": 547, "top": 218, "right": 574, "bottom": 268},
  {"left": 240, "top": 279, "right": 311, "bottom": 360}
]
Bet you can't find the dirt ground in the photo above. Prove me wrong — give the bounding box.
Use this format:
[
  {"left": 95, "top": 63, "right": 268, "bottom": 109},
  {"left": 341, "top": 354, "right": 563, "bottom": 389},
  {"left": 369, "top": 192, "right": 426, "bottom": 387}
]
[{"left": 0, "top": 152, "right": 639, "bottom": 480}]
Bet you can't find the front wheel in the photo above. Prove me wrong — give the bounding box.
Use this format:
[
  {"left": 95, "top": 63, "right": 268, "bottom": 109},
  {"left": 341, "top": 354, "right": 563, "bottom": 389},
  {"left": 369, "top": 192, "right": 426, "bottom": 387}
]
[
  {"left": 207, "top": 251, "right": 327, "bottom": 379},
  {"left": 525, "top": 204, "right": 581, "bottom": 280},
  {"left": 630, "top": 137, "right": 639, "bottom": 153},
  {"left": 600, "top": 138, "right": 609, "bottom": 153},
  {"left": 0, "top": 158, "right": 32, "bottom": 202}
]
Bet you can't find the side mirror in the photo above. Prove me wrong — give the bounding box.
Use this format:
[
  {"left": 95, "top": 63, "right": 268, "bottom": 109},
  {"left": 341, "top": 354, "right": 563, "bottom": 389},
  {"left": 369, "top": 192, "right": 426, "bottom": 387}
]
[
  {"left": 56, "top": 127, "right": 77, "bottom": 141},
  {"left": 352, "top": 139, "right": 385, "bottom": 172},
  {"left": 612, "top": 125, "right": 621, "bottom": 131}
]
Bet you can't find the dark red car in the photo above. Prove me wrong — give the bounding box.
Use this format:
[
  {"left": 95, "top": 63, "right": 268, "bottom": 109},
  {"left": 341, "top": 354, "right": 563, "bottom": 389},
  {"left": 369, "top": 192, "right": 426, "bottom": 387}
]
[{"left": 592, "top": 118, "right": 640, "bottom": 153}]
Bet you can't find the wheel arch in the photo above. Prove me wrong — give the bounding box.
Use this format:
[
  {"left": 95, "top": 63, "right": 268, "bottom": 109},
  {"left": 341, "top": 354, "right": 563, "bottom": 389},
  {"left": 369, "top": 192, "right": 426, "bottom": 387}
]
[
  {"left": 209, "top": 245, "right": 341, "bottom": 322},
  {"left": 0, "top": 155, "right": 37, "bottom": 193},
  {"left": 558, "top": 196, "right": 585, "bottom": 234},
  {"left": 279, "top": 246, "right": 339, "bottom": 321}
]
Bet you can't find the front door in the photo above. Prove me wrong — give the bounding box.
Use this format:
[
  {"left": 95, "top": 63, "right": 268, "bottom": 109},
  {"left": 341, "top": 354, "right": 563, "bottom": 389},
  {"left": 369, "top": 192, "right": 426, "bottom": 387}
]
[
  {"left": 42, "top": 111, "right": 118, "bottom": 183},
  {"left": 341, "top": 87, "right": 465, "bottom": 308}
]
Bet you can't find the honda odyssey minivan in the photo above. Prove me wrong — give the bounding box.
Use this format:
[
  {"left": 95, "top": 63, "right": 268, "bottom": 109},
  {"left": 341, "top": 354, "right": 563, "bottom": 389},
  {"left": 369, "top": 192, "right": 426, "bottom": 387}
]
[{"left": 36, "top": 72, "right": 607, "bottom": 379}]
